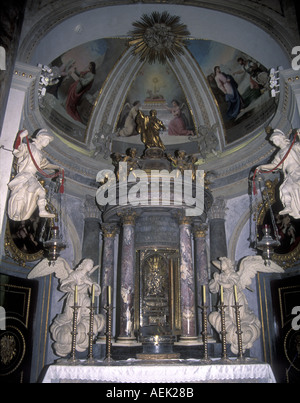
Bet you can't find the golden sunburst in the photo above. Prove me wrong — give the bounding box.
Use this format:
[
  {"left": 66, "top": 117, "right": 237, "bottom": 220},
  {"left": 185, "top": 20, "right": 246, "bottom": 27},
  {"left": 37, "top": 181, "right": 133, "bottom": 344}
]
[{"left": 129, "top": 11, "right": 190, "bottom": 64}]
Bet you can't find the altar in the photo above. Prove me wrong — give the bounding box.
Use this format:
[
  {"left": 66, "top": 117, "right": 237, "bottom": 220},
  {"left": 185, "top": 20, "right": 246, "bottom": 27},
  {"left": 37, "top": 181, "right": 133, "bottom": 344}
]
[{"left": 41, "top": 358, "right": 276, "bottom": 383}]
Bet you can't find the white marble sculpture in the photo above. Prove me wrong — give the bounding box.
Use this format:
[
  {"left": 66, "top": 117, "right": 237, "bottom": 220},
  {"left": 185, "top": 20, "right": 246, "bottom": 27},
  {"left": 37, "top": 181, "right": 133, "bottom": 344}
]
[
  {"left": 208, "top": 256, "right": 284, "bottom": 354},
  {"left": 7, "top": 129, "right": 60, "bottom": 221},
  {"left": 28, "top": 257, "right": 105, "bottom": 357},
  {"left": 257, "top": 128, "right": 300, "bottom": 219}
]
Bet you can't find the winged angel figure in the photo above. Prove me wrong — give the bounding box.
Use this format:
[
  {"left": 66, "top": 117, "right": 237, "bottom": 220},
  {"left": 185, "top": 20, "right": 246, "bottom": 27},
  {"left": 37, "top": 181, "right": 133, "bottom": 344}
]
[
  {"left": 28, "top": 257, "right": 105, "bottom": 357},
  {"left": 208, "top": 256, "right": 284, "bottom": 354}
]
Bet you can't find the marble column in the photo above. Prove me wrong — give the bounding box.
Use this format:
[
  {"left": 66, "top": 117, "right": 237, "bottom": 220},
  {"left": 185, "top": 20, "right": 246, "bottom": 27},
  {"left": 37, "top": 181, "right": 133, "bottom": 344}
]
[
  {"left": 208, "top": 197, "right": 228, "bottom": 308},
  {"left": 208, "top": 197, "right": 228, "bottom": 270},
  {"left": 99, "top": 223, "right": 119, "bottom": 338},
  {"left": 179, "top": 216, "right": 197, "bottom": 343},
  {"left": 82, "top": 195, "right": 102, "bottom": 269},
  {"left": 117, "top": 211, "right": 137, "bottom": 344},
  {"left": 193, "top": 223, "right": 209, "bottom": 337}
]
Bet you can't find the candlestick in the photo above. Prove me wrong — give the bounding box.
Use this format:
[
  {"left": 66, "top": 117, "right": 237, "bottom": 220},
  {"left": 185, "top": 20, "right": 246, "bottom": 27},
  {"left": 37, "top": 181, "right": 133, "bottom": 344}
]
[
  {"left": 203, "top": 285, "right": 206, "bottom": 305},
  {"left": 108, "top": 285, "right": 112, "bottom": 305},
  {"left": 92, "top": 284, "right": 95, "bottom": 305},
  {"left": 74, "top": 285, "right": 78, "bottom": 304},
  {"left": 68, "top": 302, "right": 80, "bottom": 364},
  {"left": 217, "top": 301, "right": 231, "bottom": 363},
  {"left": 86, "top": 303, "right": 96, "bottom": 364},
  {"left": 104, "top": 303, "right": 114, "bottom": 363},
  {"left": 234, "top": 285, "right": 238, "bottom": 304},
  {"left": 232, "top": 301, "right": 244, "bottom": 361},
  {"left": 200, "top": 303, "right": 211, "bottom": 363}
]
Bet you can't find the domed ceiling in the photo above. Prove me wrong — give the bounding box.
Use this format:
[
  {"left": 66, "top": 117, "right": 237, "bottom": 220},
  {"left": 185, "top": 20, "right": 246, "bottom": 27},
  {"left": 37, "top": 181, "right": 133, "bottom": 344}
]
[
  {"left": 39, "top": 37, "right": 274, "bottom": 154},
  {"left": 19, "top": 2, "right": 294, "bottom": 198}
]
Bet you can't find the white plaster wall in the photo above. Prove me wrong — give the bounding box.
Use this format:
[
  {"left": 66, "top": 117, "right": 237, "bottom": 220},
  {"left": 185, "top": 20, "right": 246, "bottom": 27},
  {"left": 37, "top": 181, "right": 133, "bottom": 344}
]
[
  {"left": 225, "top": 194, "right": 254, "bottom": 261},
  {"left": 29, "top": 4, "right": 290, "bottom": 69},
  {"left": 0, "top": 88, "right": 27, "bottom": 255}
]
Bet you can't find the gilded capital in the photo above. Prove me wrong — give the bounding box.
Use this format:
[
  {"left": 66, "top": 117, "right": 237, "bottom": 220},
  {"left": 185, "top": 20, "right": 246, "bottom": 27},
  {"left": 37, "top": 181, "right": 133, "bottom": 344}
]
[
  {"left": 178, "top": 216, "right": 192, "bottom": 226},
  {"left": 193, "top": 223, "right": 208, "bottom": 238},
  {"left": 101, "top": 223, "right": 119, "bottom": 238},
  {"left": 117, "top": 211, "right": 137, "bottom": 225}
]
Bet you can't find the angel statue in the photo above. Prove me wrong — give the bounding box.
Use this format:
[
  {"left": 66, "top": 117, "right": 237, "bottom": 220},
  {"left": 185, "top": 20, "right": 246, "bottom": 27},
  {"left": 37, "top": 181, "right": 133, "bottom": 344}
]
[
  {"left": 256, "top": 128, "right": 300, "bottom": 219},
  {"left": 136, "top": 109, "right": 165, "bottom": 150},
  {"left": 7, "top": 129, "right": 61, "bottom": 221},
  {"left": 28, "top": 257, "right": 105, "bottom": 357},
  {"left": 208, "top": 256, "right": 284, "bottom": 354}
]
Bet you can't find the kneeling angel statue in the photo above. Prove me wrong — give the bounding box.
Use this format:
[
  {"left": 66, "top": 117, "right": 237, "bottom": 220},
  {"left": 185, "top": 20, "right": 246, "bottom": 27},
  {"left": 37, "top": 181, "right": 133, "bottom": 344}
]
[
  {"left": 208, "top": 256, "right": 283, "bottom": 354},
  {"left": 28, "top": 257, "right": 105, "bottom": 357}
]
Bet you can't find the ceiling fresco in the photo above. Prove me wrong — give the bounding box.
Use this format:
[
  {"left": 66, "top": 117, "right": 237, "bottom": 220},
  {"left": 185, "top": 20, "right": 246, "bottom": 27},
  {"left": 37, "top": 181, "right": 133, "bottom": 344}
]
[{"left": 39, "top": 37, "right": 275, "bottom": 157}]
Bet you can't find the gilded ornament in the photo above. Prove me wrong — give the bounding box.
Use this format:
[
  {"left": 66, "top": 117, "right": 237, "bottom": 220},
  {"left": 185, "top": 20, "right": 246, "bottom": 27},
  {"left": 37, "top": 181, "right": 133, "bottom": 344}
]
[
  {"left": 0, "top": 334, "right": 17, "bottom": 365},
  {"left": 129, "top": 12, "right": 190, "bottom": 64}
]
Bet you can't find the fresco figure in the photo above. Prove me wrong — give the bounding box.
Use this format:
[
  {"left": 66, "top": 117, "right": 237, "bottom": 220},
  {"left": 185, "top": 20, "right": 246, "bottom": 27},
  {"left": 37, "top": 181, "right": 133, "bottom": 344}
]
[
  {"left": 234, "top": 57, "right": 269, "bottom": 91},
  {"left": 65, "top": 61, "right": 96, "bottom": 122},
  {"left": 165, "top": 100, "right": 194, "bottom": 136},
  {"left": 118, "top": 101, "right": 141, "bottom": 137},
  {"left": 47, "top": 59, "right": 75, "bottom": 99},
  {"left": 214, "top": 66, "right": 243, "bottom": 120}
]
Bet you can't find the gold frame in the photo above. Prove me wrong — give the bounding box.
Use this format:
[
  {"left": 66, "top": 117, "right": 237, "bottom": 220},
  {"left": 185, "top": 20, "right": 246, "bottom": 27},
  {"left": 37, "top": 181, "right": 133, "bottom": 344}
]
[
  {"left": 256, "top": 179, "right": 300, "bottom": 268},
  {"left": 134, "top": 248, "right": 181, "bottom": 336}
]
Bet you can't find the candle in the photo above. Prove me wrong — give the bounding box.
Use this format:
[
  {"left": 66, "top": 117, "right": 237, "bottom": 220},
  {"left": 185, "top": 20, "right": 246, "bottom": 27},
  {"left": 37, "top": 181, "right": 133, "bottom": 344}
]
[
  {"left": 220, "top": 285, "right": 224, "bottom": 303},
  {"left": 74, "top": 285, "right": 78, "bottom": 304},
  {"left": 203, "top": 285, "right": 206, "bottom": 305},
  {"left": 234, "top": 285, "right": 238, "bottom": 304},
  {"left": 108, "top": 285, "right": 112, "bottom": 305},
  {"left": 91, "top": 284, "right": 95, "bottom": 305}
]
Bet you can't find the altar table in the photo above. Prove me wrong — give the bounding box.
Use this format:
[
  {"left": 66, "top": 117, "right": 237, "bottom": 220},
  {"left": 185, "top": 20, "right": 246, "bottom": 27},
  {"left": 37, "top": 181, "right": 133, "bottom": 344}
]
[{"left": 41, "top": 358, "right": 276, "bottom": 383}]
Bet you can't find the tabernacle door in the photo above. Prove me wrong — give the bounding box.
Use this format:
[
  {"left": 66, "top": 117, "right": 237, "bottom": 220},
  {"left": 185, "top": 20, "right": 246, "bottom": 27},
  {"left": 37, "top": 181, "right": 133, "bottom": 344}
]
[{"left": 135, "top": 250, "right": 181, "bottom": 337}]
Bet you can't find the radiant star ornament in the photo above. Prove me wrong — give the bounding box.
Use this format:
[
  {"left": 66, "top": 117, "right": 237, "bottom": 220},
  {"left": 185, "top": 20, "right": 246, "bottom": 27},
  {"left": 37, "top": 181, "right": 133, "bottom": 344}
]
[{"left": 129, "top": 12, "right": 190, "bottom": 64}]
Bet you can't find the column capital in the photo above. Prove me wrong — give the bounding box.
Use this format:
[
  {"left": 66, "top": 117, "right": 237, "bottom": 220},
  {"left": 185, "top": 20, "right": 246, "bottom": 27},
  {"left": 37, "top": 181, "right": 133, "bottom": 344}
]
[
  {"left": 193, "top": 223, "right": 208, "bottom": 238},
  {"left": 208, "top": 197, "right": 228, "bottom": 220},
  {"left": 179, "top": 216, "right": 192, "bottom": 226},
  {"left": 101, "top": 222, "right": 119, "bottom": 238},
  {"left": 117, "top": 210, "right": 137, "bottom": 225},
  {"left": 84, "top": 195, "right": 102, "bottom": 220},
  {"left": 176, "top": 211, "right": 192, "bottom": 226}
]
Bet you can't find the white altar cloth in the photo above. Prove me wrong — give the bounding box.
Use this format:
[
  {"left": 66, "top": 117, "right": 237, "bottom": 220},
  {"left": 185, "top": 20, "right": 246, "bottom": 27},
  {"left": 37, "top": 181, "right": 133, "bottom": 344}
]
[{"left": 41, "top": 358, "right": 276, "bottom": 383}]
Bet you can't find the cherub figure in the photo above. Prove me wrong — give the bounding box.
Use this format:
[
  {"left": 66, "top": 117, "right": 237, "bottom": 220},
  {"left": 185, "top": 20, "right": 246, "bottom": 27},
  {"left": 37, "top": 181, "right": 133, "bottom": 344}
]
[
  {"left": 111, "top": 152, "right": 124, "bottom": 180},
  {"left": 123, "top": 148, "right": 140, "bottom": 173},
  {"left": 187, "top": 155, "right": 199, "bottom": 180},
  {"left": 167, "top": 150, "right": 189, "bottom": 174},
  {"left": 208, "top": 256, "right": 283, "bottom": 354},
  {"left": 28, "top": 257, "right": 105, "bottom": 357}
]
